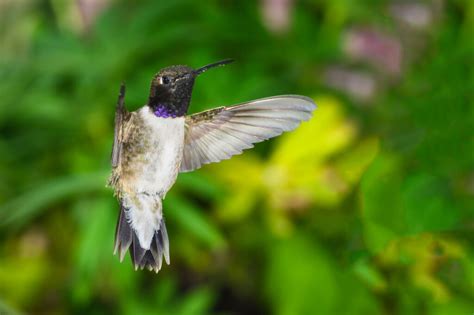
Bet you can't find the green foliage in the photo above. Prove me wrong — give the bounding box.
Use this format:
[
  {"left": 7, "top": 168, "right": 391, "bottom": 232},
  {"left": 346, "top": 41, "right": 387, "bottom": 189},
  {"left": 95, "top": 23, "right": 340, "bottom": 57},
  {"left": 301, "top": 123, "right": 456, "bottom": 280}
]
[{"left": 0, "top": 0, "right": 472, "bottom": 314}]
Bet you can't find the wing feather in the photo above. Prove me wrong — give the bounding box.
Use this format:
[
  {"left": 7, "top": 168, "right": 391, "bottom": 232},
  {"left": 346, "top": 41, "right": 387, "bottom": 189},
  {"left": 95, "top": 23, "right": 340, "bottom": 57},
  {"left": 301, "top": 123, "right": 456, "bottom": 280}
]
[
  {"left": 111, "top": 83, "right": 129, "bottom": 168},
  {"left": 180, "top": 95, "right": 316, "bottom": 172}
]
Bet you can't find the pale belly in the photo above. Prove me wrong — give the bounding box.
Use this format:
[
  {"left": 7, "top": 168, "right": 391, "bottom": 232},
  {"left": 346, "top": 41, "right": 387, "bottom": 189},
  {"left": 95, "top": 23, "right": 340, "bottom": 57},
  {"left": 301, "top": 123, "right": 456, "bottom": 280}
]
[{"left": 119, "top": 108, "right": 185, "bottom": 198}]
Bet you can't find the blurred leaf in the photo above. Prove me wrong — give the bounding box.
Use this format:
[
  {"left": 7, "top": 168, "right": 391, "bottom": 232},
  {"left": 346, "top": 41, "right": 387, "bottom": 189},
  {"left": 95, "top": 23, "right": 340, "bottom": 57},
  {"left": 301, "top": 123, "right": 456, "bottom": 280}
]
[
  {"left": 271, "top": 95, "right": 357, "bottom": 166},
  {"left": 176, "top": 172, "right": 222, "bottom": 199},
  {"left": 402, "top": 174, "right": 459, "bottom": 234},
  {"left": 122, "top": 278, "right": 214, "bottom": 315},
  {"left": 165, "top": 194, "right": 226, "bottom": 250},
  {"left": 352, "top": 258, "right": 386, "bottom": 291},
  {"left": 265, "top": 235, "right": 338, "bottom": 315},
  {"left": 333, "top": 269, "right": 381, "bottom": 315},
  {"left": 0, "top": 172, "right": 108, "bottom": 229},
  {"left": 211, "top": 154, "right": 263, "bottom": 222},
  {"left": 175, "top": 287, "right": 215, "bottom": 315},
  {"left": 361, "top": 153, "right": 408, "bottom": 252},
  {"left": 429, "top": 299, "right": 474, "bottom": 315},
  {"left": 0, "top": 233, "right": 50, "bottom": 309},
  {"left": 376, "top": 233, "right": 469, "bottom": 304},
  {"left": 361, "top": 154, "right": 462, "bottom": 253},
  {"left": 0, "top": 300, "right": 24, "bottom": 315},
  {"left": 335, "top": 137, "right": 379, "bottom": 184},
  {"left": 72, "top": 197, "right": 117, "bottom": 305}
]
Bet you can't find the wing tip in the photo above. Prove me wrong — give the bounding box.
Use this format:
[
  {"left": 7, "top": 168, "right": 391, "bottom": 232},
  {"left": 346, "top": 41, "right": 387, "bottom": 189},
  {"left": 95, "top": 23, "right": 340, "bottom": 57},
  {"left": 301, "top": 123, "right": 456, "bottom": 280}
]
[
  {"left": 252, "top": 94, "right": 317, "bottom": 112},
  {"left": 290, "top": 95, "right": 317, "bottom": 112}
]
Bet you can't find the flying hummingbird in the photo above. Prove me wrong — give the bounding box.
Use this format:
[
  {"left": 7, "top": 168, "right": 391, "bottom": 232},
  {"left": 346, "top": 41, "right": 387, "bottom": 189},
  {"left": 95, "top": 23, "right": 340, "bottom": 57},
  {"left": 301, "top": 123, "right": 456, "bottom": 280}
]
[{"left": 108, "top": 59, "right": 316, "bottom": 272}]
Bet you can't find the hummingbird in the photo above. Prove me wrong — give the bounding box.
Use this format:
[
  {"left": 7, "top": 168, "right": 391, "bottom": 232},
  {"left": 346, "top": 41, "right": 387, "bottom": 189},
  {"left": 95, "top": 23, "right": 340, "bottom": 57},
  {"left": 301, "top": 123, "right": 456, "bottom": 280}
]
[{"left": 108, "top": 59, "right": 316, "bottom": 273}]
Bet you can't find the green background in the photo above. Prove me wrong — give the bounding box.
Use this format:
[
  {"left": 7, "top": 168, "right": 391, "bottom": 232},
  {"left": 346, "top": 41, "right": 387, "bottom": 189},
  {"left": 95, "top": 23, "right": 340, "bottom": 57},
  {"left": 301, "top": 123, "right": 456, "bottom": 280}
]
[{"left": 0, "top": 0, "right": 473, "bottom": 314}]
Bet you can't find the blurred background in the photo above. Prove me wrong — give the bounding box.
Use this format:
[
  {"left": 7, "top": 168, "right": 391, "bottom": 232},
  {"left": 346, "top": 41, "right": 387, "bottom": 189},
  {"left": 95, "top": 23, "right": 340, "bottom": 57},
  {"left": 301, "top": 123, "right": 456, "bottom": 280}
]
[{"left": 0, "top": 0, "right": 473, "bottom": 314}]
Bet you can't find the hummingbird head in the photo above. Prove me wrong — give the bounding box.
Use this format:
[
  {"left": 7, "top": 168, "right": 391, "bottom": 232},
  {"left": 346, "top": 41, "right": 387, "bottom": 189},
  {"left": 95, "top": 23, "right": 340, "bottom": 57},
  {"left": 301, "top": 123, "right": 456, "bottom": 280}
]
[{"left": 148, "top": 59, "right": 234, "bottom": 118}]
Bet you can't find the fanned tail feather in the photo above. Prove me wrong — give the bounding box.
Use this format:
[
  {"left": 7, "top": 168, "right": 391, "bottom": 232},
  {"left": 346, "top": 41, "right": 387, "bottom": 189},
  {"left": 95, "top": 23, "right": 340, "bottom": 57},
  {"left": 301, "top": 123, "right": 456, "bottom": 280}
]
[{"left": 114, "top": 205, "right": 170, "bottom": 273}]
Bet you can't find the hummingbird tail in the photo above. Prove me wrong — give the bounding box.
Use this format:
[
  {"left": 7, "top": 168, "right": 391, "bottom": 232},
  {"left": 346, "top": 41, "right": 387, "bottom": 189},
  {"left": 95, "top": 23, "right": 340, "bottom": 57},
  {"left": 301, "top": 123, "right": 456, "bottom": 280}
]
[{"left": 114, "top": 203, "right": 170, "bottom": 273}]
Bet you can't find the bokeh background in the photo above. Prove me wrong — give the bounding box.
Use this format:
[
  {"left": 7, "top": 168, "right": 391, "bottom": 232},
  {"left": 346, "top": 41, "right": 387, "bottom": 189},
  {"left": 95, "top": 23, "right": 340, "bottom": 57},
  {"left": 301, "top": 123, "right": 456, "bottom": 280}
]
[{"left": 1, "top": 0, "right": 473, "bottom": 314}]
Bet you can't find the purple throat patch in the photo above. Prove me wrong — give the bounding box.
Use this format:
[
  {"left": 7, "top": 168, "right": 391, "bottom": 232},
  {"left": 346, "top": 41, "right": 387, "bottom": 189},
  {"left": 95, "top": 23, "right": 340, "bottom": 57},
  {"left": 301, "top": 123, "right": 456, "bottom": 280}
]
[{"left": 154, "top": 105, "right": 177, "bottom": 118}]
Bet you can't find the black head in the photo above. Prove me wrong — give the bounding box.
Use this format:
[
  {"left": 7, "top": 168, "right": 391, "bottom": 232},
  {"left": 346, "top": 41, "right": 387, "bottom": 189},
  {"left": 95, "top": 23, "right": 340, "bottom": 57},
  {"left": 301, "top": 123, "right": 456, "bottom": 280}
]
[{"left": 148, "top": 59, "right": 234, "bottom": 118}]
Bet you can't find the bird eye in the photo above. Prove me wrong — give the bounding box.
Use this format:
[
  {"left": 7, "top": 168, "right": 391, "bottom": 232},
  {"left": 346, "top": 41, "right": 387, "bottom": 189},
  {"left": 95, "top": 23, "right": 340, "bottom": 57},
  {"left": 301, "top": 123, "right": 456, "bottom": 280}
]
[{"left": 161, "top": 76, "right": 171, "bottom": 85}]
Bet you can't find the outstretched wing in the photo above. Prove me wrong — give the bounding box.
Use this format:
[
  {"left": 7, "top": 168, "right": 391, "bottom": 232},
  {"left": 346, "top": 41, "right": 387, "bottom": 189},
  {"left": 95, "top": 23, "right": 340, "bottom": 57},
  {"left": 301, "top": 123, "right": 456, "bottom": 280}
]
[
  {"left": 180, "top": 95, "right": 316, "bottom": 172},
  {"left": 111, "top": 83, "right": 130, "bottom": 167}
]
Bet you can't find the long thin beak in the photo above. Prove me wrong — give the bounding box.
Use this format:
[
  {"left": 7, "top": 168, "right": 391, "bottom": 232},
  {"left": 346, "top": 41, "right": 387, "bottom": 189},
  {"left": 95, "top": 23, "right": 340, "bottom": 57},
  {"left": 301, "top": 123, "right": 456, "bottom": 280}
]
[{"left": 194, "top": 59, "right": 234, "bottom": 76}]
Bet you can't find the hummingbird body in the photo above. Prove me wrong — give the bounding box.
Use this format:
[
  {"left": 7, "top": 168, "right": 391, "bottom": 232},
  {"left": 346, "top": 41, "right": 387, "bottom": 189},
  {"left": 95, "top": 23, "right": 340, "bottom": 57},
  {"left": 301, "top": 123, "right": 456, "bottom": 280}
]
[
  {"left": 109, "top": 59, "right": 316, "bottom": 273},
  {"left": 110, "top": 107, "right": 184, "bottom": 252}
]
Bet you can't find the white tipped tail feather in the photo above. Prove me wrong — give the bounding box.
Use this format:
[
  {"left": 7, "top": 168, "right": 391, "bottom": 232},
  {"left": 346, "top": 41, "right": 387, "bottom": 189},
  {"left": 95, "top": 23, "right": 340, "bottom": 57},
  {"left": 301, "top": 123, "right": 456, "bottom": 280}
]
[{"left": 114, "top": 200, "right": 170, "bottom": 273}]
